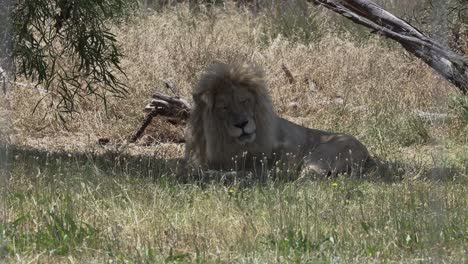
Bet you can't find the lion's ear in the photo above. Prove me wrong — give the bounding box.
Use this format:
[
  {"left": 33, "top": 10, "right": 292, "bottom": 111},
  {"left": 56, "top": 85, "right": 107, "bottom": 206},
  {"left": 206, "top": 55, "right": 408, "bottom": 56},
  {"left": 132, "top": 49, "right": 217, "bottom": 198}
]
[
  {"left": 193, "top": 94, "right": 203, "bottom": 105},
  {"left": 193, "top": 92, "right": 213, "bottom": 108}
]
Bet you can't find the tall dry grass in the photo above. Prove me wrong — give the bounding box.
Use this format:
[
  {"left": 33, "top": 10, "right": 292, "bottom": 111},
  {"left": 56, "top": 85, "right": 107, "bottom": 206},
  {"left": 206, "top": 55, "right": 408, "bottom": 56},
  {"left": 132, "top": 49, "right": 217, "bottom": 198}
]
[{"left": 5, "top": 3, "right": 467, "bottom": 166}]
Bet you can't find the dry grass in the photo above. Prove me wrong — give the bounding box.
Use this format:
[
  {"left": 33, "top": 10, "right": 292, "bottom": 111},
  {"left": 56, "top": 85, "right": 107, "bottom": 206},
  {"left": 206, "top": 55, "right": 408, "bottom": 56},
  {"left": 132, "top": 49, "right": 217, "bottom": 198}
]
[
  {"left": 7, "top": 5, "right": 466, "bottom": 161},
  {"left": 1, "top": 3, "right": 468, "bottom": 262}
]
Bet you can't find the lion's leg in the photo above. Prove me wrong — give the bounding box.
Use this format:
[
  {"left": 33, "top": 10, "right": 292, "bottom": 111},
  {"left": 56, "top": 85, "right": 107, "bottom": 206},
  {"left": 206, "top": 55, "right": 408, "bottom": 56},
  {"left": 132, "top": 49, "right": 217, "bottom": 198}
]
[
  {"left": 197, "top": 169, "right": 257, "bottom": 185},
  {"left": 298, "top": 154, "right": 369, "bottom": 181},
  {"left": 297, "top": 159, "right": 333, "bottom": 181}
]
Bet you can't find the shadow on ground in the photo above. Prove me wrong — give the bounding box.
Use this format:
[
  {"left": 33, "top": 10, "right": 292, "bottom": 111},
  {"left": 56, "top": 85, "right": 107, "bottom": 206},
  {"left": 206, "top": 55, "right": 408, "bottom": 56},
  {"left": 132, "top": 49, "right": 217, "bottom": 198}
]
[{"left": 1, "top": 144, "right": 465, "bottom": 186}]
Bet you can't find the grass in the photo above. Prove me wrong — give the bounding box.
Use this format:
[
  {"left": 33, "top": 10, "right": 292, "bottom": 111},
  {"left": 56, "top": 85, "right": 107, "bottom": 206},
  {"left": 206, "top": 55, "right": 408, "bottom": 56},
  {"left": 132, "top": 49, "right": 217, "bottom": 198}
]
[
  {"left": 1, "top": 1, "right": 468, "bottom": 262},
  {"left": 0, "top": 147, "right": 467, "bottom": 263}
]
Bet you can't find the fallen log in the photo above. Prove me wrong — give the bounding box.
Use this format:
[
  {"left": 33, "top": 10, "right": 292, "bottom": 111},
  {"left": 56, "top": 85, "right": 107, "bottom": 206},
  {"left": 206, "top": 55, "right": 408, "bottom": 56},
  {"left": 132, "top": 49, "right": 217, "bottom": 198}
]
[
  {"left": 312, "top": 0, "right": 468, "bottom": 94},
  {"left": 129, "top": 91, "right": 191, "bottom": 143}
]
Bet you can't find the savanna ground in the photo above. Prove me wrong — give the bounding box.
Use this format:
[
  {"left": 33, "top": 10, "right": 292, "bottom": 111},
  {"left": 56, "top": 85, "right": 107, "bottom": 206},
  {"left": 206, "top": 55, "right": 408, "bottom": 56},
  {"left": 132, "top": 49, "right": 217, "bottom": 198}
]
[{"left": 1, "top": 0, "right": 468, "bottom": 262}]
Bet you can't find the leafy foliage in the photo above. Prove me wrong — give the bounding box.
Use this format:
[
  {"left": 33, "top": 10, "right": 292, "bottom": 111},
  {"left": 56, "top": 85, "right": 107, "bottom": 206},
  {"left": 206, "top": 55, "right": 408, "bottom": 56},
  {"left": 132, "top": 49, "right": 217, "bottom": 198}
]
[{"left": 10, "top": 0, "right": 136, "bottom": 120}]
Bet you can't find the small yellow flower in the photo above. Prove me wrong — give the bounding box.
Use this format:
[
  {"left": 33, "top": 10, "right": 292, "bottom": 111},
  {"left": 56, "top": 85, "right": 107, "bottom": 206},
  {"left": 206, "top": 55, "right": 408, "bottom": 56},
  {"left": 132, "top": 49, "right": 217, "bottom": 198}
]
[
  {"left": 228, "top": 187, "right": 238, "bottom": 195},
  {"left": 331, "top": 182, "right": 338, "bottom": 187}
]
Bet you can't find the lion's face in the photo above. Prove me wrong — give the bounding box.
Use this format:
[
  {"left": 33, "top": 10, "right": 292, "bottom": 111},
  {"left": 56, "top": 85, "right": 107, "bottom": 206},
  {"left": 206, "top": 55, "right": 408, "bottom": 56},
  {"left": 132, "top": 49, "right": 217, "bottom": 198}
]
[
  {"left": 211, "top": 86, "right": 257, "bottom": 145},
  {"left": 187, "top": 62, "right": 277, "bottom": 168}
]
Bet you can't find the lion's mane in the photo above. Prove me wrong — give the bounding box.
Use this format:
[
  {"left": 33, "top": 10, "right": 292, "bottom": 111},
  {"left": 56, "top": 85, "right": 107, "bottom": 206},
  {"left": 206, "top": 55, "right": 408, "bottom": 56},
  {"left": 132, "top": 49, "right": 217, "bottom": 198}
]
[{"left": 185, "top": 62, "right": 277, "bottom": 168}]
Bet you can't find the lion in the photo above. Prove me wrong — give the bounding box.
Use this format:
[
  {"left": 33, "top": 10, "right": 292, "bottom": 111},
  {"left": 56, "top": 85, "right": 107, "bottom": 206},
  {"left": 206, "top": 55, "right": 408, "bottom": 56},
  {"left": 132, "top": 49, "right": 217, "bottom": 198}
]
[{"left": 184, "top": 62, "right": 371, "bottom": 179}]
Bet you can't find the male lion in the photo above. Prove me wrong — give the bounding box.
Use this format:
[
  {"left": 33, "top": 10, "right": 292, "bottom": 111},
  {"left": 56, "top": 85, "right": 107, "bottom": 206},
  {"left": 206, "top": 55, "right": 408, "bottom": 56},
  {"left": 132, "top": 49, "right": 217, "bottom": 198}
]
[{"left": 184, "top": 62, "right": 371, "bottom": 178}]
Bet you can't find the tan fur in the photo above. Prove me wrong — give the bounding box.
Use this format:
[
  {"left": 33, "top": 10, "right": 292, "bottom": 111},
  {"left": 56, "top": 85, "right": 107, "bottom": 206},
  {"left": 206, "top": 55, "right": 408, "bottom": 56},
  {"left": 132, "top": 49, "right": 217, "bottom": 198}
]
[{"left": 185, "top": 62, "right": 371, "bottom": 177}]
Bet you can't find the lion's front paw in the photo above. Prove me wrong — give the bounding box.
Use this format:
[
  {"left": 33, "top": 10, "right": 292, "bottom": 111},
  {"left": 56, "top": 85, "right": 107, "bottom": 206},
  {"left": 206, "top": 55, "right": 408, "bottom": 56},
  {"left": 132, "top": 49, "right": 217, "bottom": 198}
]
[{"left": 297, "top": 163, "right": 331, "bottom": 183}]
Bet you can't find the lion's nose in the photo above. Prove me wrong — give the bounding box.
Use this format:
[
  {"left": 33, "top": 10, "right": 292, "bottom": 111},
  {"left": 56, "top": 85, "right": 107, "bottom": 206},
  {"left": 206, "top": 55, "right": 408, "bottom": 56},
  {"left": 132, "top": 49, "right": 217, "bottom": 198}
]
[{"left": 234, "top": 120, "right": 249, "bottom": 129}]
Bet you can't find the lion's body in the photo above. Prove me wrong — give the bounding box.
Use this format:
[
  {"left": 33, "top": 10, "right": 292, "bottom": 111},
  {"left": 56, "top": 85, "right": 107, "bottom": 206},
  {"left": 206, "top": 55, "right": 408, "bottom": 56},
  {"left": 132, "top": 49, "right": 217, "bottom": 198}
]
[{"left": 185, "top": 63, "right": 370, "bottom": 177}]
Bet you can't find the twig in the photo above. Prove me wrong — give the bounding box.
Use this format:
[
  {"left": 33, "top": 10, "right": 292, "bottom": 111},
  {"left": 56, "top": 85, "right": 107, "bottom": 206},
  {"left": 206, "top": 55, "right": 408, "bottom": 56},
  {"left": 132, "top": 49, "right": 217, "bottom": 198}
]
[
  {"left": 129, "top": 109, "right": 159, "bottom": 143},
  {"left": 281, "top": 63, "right": 296, "bottom": 84}
]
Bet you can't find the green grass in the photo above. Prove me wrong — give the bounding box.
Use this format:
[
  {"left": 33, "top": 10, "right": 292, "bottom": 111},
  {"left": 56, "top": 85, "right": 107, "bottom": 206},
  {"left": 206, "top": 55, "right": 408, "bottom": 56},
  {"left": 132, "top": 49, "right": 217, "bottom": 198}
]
[{"left": 0, "top": 147, "right": 466, "bottom": 263}]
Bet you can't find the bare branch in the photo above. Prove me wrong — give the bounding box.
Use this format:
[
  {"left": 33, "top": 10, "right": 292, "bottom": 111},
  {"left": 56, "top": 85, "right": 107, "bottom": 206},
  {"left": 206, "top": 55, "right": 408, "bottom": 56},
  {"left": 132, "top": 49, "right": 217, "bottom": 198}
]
[
  {"left": 312, "top": 0, "right": 468, "bottom": 93},
  {"left": 129, "top": 109, "right": 159, "bottom": 143},
  {"left": 130, "top": 91, "right": 191, "bottom": 143},
  {"left": 281, "top": 63, "right": 296, "bottom": 84}
]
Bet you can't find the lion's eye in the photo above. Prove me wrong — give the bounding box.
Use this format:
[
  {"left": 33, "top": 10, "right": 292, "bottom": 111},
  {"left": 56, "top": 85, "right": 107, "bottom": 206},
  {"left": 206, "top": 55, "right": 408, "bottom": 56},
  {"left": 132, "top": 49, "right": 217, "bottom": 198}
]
[{"left": 217, "top": 105, "right": 228, "bottom": 111}]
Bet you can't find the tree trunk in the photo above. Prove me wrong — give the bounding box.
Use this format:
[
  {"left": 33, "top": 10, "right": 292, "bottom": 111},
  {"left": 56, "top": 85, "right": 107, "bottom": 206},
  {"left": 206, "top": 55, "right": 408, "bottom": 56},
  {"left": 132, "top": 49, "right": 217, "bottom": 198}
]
[
  {"left": 0, "top": 0, "right": 13, "bottom": 230},
  {"left": 312, "top": 0, "right": 468, "bottom": 94},
  {"left": 0, "top": 0, "right": 14, "bottom": 88}
]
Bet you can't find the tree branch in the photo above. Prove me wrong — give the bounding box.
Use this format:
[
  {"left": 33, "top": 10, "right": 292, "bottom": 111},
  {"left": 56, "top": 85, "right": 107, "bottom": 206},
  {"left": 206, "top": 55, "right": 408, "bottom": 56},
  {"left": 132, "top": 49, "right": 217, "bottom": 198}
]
[
  {"left": 129, "top": 91, "right": 191, "bottom": 143},
  {"left": 312, "top": 0, "right": 468, "bottom": 93}
]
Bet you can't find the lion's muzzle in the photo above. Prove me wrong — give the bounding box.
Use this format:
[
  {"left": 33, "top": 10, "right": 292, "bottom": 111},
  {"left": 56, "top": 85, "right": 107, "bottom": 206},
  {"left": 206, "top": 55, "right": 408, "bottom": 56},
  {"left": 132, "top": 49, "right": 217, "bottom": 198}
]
[
  {"left": 228, "top": 117, "right": 256, "bottom": 145},
  {"left": 237, "top": 131, "right": 256, "bottom": 144}
]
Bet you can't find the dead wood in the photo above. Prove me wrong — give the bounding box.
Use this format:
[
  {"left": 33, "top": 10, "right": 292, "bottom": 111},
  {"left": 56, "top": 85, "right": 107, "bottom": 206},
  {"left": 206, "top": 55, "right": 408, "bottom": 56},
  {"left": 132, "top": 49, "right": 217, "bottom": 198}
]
[
  {"left": 129, "top": 91, "right": 191, "bottom": 143},
  {"left": 148, "top": 92, "right": 191, "bottom": 117},
  {"left": 312, "top": 0, "right": 468, "bottom": 94},
  {"left": 164, "top": 81, "right": 179, "bottom": 95},
  {"left": 129, "top": 109, "right": 159, "bottom": 143}
]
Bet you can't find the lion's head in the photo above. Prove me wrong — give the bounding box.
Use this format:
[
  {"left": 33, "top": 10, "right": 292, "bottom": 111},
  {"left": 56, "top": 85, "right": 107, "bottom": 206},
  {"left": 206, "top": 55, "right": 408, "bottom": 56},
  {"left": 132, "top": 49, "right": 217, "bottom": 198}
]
[{"left": 185, "top": 62, "right": 277, "bottom": 169}]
